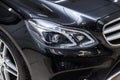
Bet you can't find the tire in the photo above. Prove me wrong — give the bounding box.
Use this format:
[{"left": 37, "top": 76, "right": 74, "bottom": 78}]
[{"left": 0, "top": 31, "right": 30, "bottom": 80}]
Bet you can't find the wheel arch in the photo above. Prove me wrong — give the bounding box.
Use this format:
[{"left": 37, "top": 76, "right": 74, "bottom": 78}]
[{"left": 0, "top": 25, "right": 32, "bottom": 79}]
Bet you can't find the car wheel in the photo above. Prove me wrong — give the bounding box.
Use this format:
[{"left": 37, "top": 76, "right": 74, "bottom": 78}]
[{"left": 0, "top": 31, "right": 30, "bottom": 80}]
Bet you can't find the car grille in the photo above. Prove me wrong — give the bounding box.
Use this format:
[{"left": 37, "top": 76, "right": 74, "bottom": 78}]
[{"left": 103, "top": 19, "right": 120, "bottom": 46}]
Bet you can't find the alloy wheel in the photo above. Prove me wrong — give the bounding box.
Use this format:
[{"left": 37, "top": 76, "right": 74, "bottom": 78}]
[{"left": 0, "top": 39, "right": 18, "bottom": 80}]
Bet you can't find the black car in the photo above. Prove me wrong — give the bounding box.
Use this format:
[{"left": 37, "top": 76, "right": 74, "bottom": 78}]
[{"left": 0, "top": 0, "right": 120, "bottom": 80}]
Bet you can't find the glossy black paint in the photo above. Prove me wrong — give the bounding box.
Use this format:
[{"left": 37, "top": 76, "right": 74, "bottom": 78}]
[
  {"left": 1, "top": 0, "right": 120, "bottom": 25},
  {"left": 0, "top": 0, "right": 120, "bottom": 80}
]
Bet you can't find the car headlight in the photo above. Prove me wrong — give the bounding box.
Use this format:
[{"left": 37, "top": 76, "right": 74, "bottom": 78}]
[{"left": 26, "top": 19, "right": 98, "bottom": 49}]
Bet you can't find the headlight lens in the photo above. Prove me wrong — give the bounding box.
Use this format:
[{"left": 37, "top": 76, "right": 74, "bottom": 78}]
[{"left": 26, "top": 19, "right": 97, "bottom": 49}]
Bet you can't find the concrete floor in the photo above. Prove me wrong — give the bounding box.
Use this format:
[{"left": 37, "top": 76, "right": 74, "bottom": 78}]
[
  {"left": 23, "top": 49, "right": 52, "bottom": 80},
  {"left": 112, "top": 74, "right": 120, "bottom": 80}
]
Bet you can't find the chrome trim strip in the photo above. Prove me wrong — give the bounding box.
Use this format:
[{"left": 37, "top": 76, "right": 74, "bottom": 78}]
[
  {"left": 104, "top": 23, "right": 120, "bottom": 34},
  {"left": 107, "top": 71, "right": 120, "bottom": 80},
  {"left": 103, "top": 17, "right": 120, "bottom": 47},
  {"left": 107, "top": 32, "right": 120, "bottom": 41}
]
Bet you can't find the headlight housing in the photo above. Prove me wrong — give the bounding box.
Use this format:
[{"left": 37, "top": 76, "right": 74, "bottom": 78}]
[{"left": 26, "top": 19, "right": 98, "bottom": 49}]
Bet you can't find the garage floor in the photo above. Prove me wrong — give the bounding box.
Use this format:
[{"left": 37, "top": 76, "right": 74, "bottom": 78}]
[
  {"left": 23, "top": 49, "right": 52, "bottom": 80},
  {"left": 112, "top": 74, "right": 120, "bottom": 80}
]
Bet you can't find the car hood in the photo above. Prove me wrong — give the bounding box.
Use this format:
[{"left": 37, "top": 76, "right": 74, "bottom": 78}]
[
  {"left": 3, "top": 0, "right": 120, "bottom": 25},
  {"left": 47, "top": 0, "right": 114, "bottom": 12},
  {"left": 38, "top": 0, "right": 120, "bottom": 25}
]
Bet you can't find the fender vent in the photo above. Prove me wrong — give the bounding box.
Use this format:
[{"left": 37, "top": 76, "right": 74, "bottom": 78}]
[{"left": 103, "top": 20, "right": 120, "bottom": 46}]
